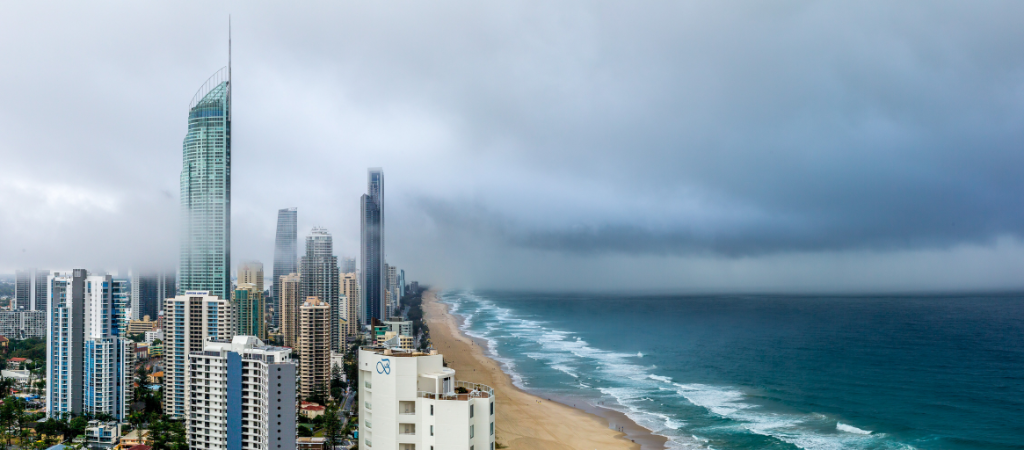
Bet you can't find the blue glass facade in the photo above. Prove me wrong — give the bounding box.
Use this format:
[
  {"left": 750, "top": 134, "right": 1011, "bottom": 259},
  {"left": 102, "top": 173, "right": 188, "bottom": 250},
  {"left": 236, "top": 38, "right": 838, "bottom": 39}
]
[{"left": 180, "top": 69, "right": 232, "bottom": 300}]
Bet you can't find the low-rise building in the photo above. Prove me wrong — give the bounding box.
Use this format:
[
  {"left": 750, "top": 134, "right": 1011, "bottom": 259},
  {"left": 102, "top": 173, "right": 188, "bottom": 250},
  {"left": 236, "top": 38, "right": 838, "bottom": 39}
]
[
  {"left": 358, "top": 347, "right": 495, "bottom": 450},
  {"left": 330, "top": 352, "right": 346, "bottom": 382},
  {"left": 143, "top": 329, "right": 162, "bottom": 345},
  {"left": 83, "top": 420, "right": 121, "bottom": 449},
  {"left": 300, "top": 401, "right": 325, "bottom": 419},
  {"left": 6, "top": 357, "right": 29, "bottom": 369},
  {"left": 119, "top": 429, "right": 150, "bottom": 447},
  {"left": 0, "top": 370, "right": 30, "bottom": 384},
  {"left": 134, "top": 345, "right": 149, "bottom": 362},
  {"left": 383, "top": 318, "right": 413, "bottom": 337},
  {"left": 147, "top": 343, "right": 162, "bottom": 357},
  {"left": 296, "top": 437, "right": 328, "bottom": 450},
  {"left": 127, "top": 316, "right": 157, "bottom": 336}
]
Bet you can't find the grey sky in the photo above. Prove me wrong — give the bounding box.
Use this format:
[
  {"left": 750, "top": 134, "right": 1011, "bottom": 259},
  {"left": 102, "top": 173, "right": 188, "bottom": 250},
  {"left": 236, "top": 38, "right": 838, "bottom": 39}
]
[{"left": 2, "top": 1, "right": 1023, "bottom": 292}]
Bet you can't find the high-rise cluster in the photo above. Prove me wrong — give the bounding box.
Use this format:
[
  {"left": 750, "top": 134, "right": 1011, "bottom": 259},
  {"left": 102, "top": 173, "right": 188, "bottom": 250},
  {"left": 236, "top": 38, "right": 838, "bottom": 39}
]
[{"left": 38, "top": 37, "right": 425, "bottom": 450}]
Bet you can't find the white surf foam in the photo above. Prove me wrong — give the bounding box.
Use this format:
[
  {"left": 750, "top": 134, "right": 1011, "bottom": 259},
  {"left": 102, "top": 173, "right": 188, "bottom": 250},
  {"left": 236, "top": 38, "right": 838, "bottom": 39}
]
[
  {"left": 440, "top": 290, "right": 911, "bottom": 450},
  {"left": 837, "top": 422, "right": 871, "bottom": 435}
]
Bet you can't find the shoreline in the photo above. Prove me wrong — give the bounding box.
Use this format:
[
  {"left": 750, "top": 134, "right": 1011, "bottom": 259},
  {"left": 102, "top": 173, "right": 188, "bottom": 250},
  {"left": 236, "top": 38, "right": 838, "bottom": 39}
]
[{"left": 423, "top": 289, "right": 668, "bottom": 450}]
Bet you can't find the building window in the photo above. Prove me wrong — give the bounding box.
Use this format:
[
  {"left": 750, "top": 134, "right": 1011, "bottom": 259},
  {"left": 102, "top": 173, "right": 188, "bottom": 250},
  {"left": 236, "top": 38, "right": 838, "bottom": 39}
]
[
  {"left": 470, "top": 425, "right": 475, "bottom": 438},
  {"left": 491, "top": 422, "right": 494, "bottom": 435},
  {"left": 470, "top": 404, "right": 474, "bottom": 418},
  {"left": 430, "top": 425, "right": 433, "bottom": 436},
  {"left": 430, "top": 405, "right": 433, "bottom": 416},
  {"left": 491, "top": 402, "right": 494, "bottom": 415}
]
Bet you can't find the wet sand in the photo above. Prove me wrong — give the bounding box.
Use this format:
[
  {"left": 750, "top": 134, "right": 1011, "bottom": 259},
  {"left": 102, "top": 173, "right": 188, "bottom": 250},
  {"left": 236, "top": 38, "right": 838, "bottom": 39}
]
[{"left": 423, "top": 289, "right": 667, "bottom": 450}]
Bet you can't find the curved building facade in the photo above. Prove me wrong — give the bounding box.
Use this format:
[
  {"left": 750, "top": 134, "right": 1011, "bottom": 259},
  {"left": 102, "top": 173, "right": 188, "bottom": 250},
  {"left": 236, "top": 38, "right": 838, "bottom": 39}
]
[{"left": 180, "top": 68, "right": 232, "bottom": 300}]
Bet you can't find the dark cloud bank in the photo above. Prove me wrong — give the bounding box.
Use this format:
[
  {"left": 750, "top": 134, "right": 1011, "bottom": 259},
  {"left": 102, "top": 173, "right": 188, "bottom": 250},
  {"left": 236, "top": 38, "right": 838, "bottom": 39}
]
[{"left": 1, "top": 1, "right": 1023, "bottom": 292}]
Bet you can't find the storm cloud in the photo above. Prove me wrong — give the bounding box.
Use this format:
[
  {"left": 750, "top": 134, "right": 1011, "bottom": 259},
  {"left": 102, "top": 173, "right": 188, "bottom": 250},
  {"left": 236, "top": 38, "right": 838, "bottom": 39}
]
[{"left": 1, "top": 1, "right": 1023, "bottom": 291}]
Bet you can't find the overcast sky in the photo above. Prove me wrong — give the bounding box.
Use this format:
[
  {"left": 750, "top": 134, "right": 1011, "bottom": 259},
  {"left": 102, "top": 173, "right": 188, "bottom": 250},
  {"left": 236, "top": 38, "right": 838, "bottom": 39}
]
[{"left": 2, "top": 1, "right": 1023, "bottom": 292}]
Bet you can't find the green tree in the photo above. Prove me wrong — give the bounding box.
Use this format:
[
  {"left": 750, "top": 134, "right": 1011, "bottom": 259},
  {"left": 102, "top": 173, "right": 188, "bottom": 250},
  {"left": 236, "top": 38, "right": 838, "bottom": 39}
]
[
  {"left": 150, "top": 420, "right": 187, "bottom": 450},
  {"left": 67, "top": 415, "right": 89, "bottom": 440},
  {"left": 0, "top": 396, "right": 26, "bottom": 446},
  {"left": 322, "top": 403, "right": 342, "bottom": 449},
  {"left": 36, "top": 417, "right": 66, "bottom": 446}
]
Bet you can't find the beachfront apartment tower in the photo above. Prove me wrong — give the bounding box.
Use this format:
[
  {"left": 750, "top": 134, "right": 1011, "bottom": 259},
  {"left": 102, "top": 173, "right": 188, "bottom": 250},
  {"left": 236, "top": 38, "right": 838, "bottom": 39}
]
[
  {"left": 272, "top": 208, "right": 298, "bottom": 330},
  {"left": 234, "top": 283, "right": 265, "bottom": 339},
  {"left": 299, "top": 296, "right": 331, "bottom": 399},
  {"left": 187, "top": 336, "right": 296, "bottom": 450},
  {"left": 179, "top": 67, "right": 232, "bottom": 301},
  {"left": 280, "top": 273, "right": 301, "bottom": 349},
  {"left": 341, "top": 272, "right": 360, "bottom": 338},
  {"left": 163, "top": 291, "right": 234, "bottom": 419},
  {"left": 46, "top": 270, "right": 132, "bottom": 421},
  {"left": 358, "top": 347, "right": 495, "bottom": 450},
  {"left": 360, "top": 168, "right": 386, "bottom": 326},
  {"left": 15, "top": 268, "right": 49, "bottom": 311},
  {"left": 300, "top": 228, "right": 341, "bottom": 352}
]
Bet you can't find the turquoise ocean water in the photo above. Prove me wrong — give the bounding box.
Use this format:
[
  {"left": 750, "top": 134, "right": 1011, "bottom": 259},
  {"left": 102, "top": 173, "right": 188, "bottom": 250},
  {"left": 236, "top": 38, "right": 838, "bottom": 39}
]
[{"left": 439, "top": 290, "right": 1024, "bottom": 450}]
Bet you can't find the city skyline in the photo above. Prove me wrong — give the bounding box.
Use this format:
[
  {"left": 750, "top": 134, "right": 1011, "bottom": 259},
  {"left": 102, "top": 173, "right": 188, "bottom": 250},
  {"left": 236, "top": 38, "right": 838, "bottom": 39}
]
[{"left": 3, "top": 3, "right": 1024, "bottom": 293}]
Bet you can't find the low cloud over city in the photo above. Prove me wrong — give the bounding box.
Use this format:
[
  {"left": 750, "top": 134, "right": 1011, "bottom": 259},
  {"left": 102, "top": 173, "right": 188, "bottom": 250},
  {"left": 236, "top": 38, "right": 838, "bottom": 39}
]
[{"left": 2, "top": 1, "right": 1024, "bottom": 292}]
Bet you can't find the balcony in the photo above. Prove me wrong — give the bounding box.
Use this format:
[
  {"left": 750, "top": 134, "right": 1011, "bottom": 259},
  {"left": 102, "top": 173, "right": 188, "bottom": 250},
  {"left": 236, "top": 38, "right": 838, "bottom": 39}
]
[{"left": 417, "top": 381, "right": 493, "bottom": 401}]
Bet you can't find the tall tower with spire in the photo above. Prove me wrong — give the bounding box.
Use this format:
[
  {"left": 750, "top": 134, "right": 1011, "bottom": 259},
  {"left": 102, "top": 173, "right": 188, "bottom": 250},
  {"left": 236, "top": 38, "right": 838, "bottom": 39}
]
[{"left": 179, "top": 27, "right": 232, "bottom": 300}]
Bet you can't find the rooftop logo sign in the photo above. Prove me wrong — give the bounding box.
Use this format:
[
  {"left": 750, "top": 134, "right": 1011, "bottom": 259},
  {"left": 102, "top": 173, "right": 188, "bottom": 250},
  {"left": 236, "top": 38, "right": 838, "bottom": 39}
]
[
  {"left": 185, "top": 291, "right": 210, "bottom": 296},
  {"left": 376, "top": 358, "right": 391, "bottom": 375}
]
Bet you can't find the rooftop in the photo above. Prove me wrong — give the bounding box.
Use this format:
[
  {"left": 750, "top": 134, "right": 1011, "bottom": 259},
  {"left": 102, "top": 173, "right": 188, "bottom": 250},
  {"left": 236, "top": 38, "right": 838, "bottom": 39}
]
[{"left": 361, "top": 346, "right": 436, "bottom": 358}]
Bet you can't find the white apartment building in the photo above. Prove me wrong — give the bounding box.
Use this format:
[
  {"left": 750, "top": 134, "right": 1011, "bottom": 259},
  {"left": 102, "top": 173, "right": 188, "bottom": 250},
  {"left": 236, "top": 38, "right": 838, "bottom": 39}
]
[
  {"left": 46, "top": 270, "right": 132, "bottom": 420},
  {"left": 164, "top": 291, "right": 234, "bottom": 419},
  {"left": 0, "top": 310, "right": 45, "bottom": 339},
  {"left": 359, "top": 348, "right": 495, "bottom": 450},
  {"left": 187, "top": 336, "right": 297, "bottom": 450}
]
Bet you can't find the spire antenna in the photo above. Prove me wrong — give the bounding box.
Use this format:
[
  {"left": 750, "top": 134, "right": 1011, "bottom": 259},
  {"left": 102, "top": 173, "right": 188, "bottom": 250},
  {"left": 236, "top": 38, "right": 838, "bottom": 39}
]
[{"left": 228, "top": 15, "right": 232, "bottom": 121}]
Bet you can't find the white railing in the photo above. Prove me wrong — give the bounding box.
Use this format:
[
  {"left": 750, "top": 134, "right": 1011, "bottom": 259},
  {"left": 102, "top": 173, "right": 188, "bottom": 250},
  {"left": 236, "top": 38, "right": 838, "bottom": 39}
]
[{"left": 416, "top": 381, "right": 494, "bottom": 401}]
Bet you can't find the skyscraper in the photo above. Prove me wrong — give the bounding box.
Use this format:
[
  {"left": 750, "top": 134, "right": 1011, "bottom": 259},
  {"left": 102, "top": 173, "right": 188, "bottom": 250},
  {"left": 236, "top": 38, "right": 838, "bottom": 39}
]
[
  {"left": 234, "top": 283, "right": 265, "bottom": 339},
  {"left": 360, "top": 168, "right": 385, "bottom": 325},
  {"left": 340, "top": 257, "right": 356, "bottom": 275},
  {"left": 163, "top": 291, "right": 234, "bottom": 419},
  {"left": 386, "top": 264, "right": 398, "bottom": 318},
  {"left": 298, "top": 296, "right": 331, "bottom": 399},
  {"left": 272, "top": 208, "right": 298, "bottom": 329},
  {"left": 341, "top": 272, "right": 360, "bottom": 337},
  {"left": 279, "top": 273, "right": 301, "bottom": 349},
  {"left": 46, "top": 270, "right": 132, "bottom": 421},
  {"left": 15, "top": 268, "right": 49, "bottom": 311},
  {"left": 130, "top": 270, "right": 175, "bottom": 321},
  {"left": 300, "top": 228, "right": 341, "bottom": 352},
  {"left": 179, "top": 66, "right": 232, "bottom": 300}
]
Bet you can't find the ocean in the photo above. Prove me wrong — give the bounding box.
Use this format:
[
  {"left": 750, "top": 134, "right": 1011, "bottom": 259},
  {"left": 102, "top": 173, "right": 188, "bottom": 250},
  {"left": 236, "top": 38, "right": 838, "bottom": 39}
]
[{"left": 439, "top": 290, "right": 1024, "bottom": 450}]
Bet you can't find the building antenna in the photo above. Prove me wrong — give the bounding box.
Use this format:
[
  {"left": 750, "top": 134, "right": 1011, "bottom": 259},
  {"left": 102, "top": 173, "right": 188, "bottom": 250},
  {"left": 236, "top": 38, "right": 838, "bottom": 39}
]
[{"left": 228, "top": 15, "right": 232, "bottom": 122}]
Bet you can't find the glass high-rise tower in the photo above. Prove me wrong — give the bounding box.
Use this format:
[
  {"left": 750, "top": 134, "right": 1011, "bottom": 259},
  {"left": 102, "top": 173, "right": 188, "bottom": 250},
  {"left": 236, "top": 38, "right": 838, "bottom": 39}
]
[
  {"left": 360, "top": 168, "right": 385, "bottom": 325},
  {"left": 272, "top": 207, "right": 298, "bottom": 328},
  {"left": 179, "top": 68, "right": 231, "bottom": 300}
]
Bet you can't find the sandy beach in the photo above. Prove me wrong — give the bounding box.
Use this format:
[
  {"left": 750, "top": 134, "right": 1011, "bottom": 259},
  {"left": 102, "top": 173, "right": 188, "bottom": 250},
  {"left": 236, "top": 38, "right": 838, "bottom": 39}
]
[{"left": 423, "top": 290, "right": 667, "bottom": 450}]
